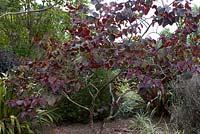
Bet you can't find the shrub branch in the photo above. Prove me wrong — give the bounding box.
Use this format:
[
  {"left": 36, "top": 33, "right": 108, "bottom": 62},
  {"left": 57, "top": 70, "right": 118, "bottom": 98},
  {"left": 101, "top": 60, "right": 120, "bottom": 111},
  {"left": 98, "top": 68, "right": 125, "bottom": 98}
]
[{"left": 0, "top": 4, "right": 56, "bottom": 19}]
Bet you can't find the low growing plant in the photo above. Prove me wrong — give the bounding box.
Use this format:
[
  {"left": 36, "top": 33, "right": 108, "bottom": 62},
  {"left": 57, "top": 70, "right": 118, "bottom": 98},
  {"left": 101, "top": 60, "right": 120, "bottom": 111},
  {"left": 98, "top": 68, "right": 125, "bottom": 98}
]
[
  {"left": 0, "top": 73, "right": 32, "bottom": 134},
  {"left": 130, "top": 113, "right": 183, "bottom": 134},
  {"left": 116, "top": 82, "right": 145, "bottom": 117},
  {"left": 0, "top": 72, "right": 58, "bottom": 134}
]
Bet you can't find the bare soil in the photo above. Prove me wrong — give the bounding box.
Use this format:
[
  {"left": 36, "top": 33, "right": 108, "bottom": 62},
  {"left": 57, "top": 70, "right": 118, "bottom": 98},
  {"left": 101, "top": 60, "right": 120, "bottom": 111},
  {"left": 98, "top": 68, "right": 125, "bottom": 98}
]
[
  {"left": 42, "top": 117, "right": 171, "bottom": 134},
  {"left": 45, "top": 118, "right": 137, "bottom": 134}
]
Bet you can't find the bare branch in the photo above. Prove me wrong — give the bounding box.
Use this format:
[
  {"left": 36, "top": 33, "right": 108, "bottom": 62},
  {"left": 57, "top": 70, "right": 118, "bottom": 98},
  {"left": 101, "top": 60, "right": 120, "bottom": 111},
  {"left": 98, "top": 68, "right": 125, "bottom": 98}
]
[
  {"left": 141, "top": 22, "right": 153, "bottom": 37},
  {"left": 97, "top": 69, "right": 123, "bottom": 97},
  {"left": 0, "top": 4, "right": 56, "bottom": 19},
  {"left": 89, "top": 82, "right": 99, "bottom": 94},
  {"left": 107, "top": 89, "right": 134, "bottom": 120},
  {"left": 62, "top": 91, "right": 90, "bottom": 112}
]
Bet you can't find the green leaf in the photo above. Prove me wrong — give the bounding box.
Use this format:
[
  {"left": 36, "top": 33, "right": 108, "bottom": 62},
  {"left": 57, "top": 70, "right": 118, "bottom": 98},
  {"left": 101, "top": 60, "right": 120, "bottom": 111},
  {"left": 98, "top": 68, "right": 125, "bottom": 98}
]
[
  {"left": 0, "top": 121, "right": 5, "bottom": 134},
  {"left": 109, "top": 34, "right": 115, "bottom": 42},
  {"left": 10, "top": 115, "right": 15, "bottom": 126},
  {"left": 15, "top": 117, "right": 22, "bottom": 134}
]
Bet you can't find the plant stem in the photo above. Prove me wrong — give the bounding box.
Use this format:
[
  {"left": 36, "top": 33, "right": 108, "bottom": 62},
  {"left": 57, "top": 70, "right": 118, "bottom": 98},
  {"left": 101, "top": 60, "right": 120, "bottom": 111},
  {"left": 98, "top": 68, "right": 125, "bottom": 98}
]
[{"left": 62, "top": 91, "right": 90, "bottom": 111}]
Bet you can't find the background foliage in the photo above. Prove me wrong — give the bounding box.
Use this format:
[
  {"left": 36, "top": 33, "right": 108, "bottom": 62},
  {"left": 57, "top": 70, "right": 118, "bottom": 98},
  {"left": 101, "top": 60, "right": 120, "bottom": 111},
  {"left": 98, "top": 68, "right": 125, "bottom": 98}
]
[{"left": 0, "top": 0, "right": 200, "bottom": 133}]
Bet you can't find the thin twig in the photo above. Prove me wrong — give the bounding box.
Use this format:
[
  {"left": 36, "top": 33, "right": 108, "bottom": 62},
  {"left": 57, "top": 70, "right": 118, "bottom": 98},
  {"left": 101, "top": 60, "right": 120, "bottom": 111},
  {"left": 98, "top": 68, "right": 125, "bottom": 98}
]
[
  {"left": 107, "top": 89, "right": 134, "bottom": 120},
  {"left": 0, "top": 4, "right": 56, "bottom": 19},
  {"left": 89, "top": 82, "right": 99, "bottom": 95},
  {"left": 146, "top": 32, "right": 161, "bottom": 38},
  {"left": 161, "top": 0, "right": 165, "bottom": 7},
  {"left": 109, "top": 82, "right": 115, "bottom": 116},
  {"left": 97, "top": 69, "right": 123, "bottom": 97},
  {"left": 62, "top": 91, "right": 90, "bottom": 111},
  {"left": 141, "top": 22, "right": 153, "bottom": 37},
  {"left": 139, "top": 17, "right": 152, "bottom": 27}
]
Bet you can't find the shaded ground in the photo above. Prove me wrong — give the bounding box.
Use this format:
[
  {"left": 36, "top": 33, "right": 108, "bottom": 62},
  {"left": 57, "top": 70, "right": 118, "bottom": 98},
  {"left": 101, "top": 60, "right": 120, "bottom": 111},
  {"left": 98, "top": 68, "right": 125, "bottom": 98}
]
[
  {"left": 46, "top": 118, "right": 136, "bottom": 134},
  {"left": 42, "top": 117, "right": 172, "bottom": 134}
]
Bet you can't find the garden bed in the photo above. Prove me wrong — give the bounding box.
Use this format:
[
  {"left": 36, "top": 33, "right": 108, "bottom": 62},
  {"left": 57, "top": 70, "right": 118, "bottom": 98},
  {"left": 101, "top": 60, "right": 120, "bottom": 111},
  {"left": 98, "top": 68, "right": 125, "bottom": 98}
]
[{"left": 45, "top": 117, "right": 175, "bottom": 134}]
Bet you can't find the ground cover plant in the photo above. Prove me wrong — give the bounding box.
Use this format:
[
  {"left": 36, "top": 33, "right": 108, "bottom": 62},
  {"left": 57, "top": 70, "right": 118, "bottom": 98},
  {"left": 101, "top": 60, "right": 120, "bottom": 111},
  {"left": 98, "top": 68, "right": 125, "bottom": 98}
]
[
  {"left": 0, "top": 0, "right": 200, "bottom": 133},
  {"left": 0, "top": 73, "right": 58, "bottom": 134}
]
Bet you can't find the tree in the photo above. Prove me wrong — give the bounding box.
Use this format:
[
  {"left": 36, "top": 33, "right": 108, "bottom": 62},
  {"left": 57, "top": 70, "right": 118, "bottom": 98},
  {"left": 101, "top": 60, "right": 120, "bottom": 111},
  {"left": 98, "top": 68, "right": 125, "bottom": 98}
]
[
  {"left": 5, "top": 0, "right": 200, "bottom": 128},
  {"left": 0, "top": 0, "right": 87, "bottom": 57}
]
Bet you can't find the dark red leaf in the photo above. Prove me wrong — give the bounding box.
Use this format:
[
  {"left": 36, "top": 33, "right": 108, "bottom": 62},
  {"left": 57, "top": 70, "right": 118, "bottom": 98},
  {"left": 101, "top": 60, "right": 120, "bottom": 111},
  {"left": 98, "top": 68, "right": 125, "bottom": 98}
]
[
  {"left": 185, "top": 2, "right": 191, "bottom": 11},
  {"left": 144, "top": 7, "right": 150, "bottom": 15},
  {"left": 65, "top": 4, "right": 76, "bottom": 10}
]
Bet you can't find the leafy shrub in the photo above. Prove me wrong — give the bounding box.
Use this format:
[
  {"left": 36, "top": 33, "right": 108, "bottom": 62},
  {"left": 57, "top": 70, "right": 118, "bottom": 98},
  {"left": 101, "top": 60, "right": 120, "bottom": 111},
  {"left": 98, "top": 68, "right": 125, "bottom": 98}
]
[
  {"left": 0, "top": 76, "right": 22, "bottom": 134},
  {"left": 0, "top": 74, "right": 32, "bottom": 134},
  {"left": 0, "top": 48, "right": 20, "bottom": 74},
  {"left": 56, "top": 68, "right": 112, "bottom": 123},
  {"left": 116, "top": 82, "right": 145, "bottom": 117},
  {"left": 119, "top": 92, "right": 145, "bottom": 117},
  {"left": 0, "top": 72, "right": 58, "bottom": 134},
  {"left": 3, "top": 0, "right": 200, "bottom": 126},
  {"left": 63, "top": 0, "right": 200, "bottom": 116}
]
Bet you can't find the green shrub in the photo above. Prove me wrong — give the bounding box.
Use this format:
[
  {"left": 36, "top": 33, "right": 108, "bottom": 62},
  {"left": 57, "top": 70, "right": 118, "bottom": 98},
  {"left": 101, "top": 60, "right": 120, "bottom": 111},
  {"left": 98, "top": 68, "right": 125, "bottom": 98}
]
[
  {"left": 56, "top": 68, "right": 113, "bottom": 123},
  {"left": 0, "top": 48, "right": 20, "bottom": 74},
  {"left": 119, "top": 91, "right": 145, "bottom": 118},
  {"left": 113, "top": 81, "right": 145, "bottom": 117}
]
